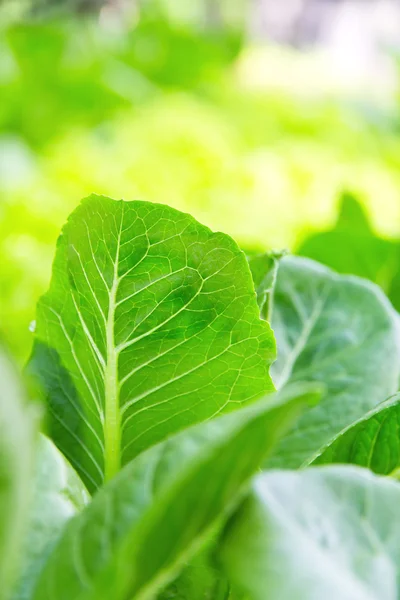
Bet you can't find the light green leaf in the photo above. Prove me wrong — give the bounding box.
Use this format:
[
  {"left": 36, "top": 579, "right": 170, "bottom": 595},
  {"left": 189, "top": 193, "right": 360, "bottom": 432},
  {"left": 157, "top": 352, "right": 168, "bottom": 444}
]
[
  {"left": 0, "top": 351, "right": 35, "bottom": 599},
  {"left": 313, "top": 394, "right": 400, "bottom": 475},
  {"left": 32, "top": 384, "right": 319, "bottom": 600},
  {"left": 265, "top": 256, "right": 400, "bottom": 469},
  {"left": 220, "top": 466, "right": 400, "bottom": 600},
  {"left": 12, "top": 436, "right": 89, "bottom": 600},
  {"left": 27, "top": 195, "right": 275, "bottom": 492}
]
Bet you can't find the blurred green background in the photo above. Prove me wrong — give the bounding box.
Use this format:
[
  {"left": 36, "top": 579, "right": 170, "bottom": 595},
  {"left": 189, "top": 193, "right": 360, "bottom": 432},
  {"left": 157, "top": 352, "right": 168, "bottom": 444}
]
[{"left": 2, "top": 0, "right": 400, "bottom": 362}]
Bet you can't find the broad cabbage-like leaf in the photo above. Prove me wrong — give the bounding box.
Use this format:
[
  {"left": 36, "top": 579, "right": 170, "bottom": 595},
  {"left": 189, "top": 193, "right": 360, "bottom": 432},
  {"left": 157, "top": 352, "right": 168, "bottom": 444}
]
[
  {"left": 220, "top": 466, "right": 400, "bottom": 600},
  {"left": 32, "top": 384, "right": 318, "bottom": 600},
  {"left": 28, "top": 195, "right": 275, "bottom": 492},
  {"left": 264, "top": 256, "right": 400, "bottom": 468}
]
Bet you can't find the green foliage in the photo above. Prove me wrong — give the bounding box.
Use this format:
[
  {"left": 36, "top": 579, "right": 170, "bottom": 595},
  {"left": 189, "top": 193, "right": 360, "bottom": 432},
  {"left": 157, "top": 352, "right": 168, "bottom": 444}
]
[
  {"left": 4, "top": 195, "right": 400, "bottom": 600},
  {"left": 31, "top": 385, "right": 314, "bottom": 600},
  {"left": 2, "top": 24, "right": 400, "bottom": 366},
  {"left": 0, "top": 23, "right": 127, "bottom": 148},
  {"left": 0, "top": 16, "right": 244, "bottom": 363},
  {"left": 3, "top": 2, "right": 400, "bottom": 597},
  {"left": 0, "top": 17, "right": 241, "bottom": 149}
]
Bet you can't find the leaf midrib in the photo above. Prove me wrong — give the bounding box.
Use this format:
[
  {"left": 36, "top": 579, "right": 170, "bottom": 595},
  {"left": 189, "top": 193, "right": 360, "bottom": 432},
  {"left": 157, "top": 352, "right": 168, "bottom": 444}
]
[
  {"left": 274, "top": 284, "right": 329, "bottom": 388},
  {"left": 104, "top": 211, "right": 123, "bottom": 482}
]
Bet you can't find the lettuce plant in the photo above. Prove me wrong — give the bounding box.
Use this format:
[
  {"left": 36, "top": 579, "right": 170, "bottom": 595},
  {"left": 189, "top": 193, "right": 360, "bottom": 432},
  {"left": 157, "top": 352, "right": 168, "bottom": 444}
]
[{"left": 2, "top": 195, "right": 400, "bottom": 599}]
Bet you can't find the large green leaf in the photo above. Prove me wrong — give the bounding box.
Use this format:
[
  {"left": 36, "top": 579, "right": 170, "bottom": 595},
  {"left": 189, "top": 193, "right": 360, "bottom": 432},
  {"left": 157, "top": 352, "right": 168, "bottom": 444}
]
[
  {"left": 220, "top": 466, "right": 400, "bottom": 600},
  {"left": 313, "top": 394, "right": 400, "bottom": 475},
  {"left": 27, "top": 195, "right": 275, "bottom": 492},
  {"left": 0, "top": 350, "right": 35, "bottom": 599},
  {"left": 32, "top": 384, "right": 319, "bottom": 600},
  {"left": 265, "top": 255, "right": 400, "bottom": 469},
  {"left": 12, "top": 436, "right": 89, "bottom": 600}
]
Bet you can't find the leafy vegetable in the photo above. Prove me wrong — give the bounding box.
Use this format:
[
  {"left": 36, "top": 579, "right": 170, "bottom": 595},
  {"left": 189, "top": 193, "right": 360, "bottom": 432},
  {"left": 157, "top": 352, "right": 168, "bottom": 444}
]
[
  {"left": 0, "top": 351, "right": 35, "bottom": 599},
  {"left": 264, "top": 255, "right": 400, "bottom": 469},
  {"left": 31, "top": 384, "right": 317, "bottom": 600},
  {"left": 5, "top": 191, "right": 400, "bottom": 600},
  {"left": 13, "top": 436, "right": 88, "bottom": 600},
  {"left": 220, "top": 466, "right": 400, "bottom": 600},
  {"left": 28, "top": 195, "right": 275, "bottom": 492}
]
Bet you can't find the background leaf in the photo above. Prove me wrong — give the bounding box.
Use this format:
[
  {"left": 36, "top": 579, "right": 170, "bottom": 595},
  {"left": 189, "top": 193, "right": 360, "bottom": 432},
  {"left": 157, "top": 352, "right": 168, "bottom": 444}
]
[
  {"left": 220, "top": 466, "right": 400, "bottom": 600},
  {"left": 28, "top": 195, "right": 275, "bottom": 492},
  {"left": 298, "top": 192, "right": 400, "bottom": 311},
  {"left": 32, "top": 384, "right": 319, "bottom": 600},
  {"left": 0, "top": 350, "right": 35, "bottom": 599},
  {"left": 264, "top": 255, "right": 400, "bottom": 469}
]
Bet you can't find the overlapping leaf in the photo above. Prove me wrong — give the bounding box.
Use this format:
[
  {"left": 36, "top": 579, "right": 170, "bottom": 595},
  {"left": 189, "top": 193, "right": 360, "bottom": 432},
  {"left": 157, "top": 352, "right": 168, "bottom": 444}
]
[
  {"left": 0, "top": 351, "right": 35, "bottom": 599},
  {"left": 157, "top": 548, "right": 230, "bottom": 600},
  {"left": 248, "top": 251, "right": 284, "bottom": 322},
  {"left": 31, "top": 384, "right": 318, "bottom": 600},
  {"left": 12, "top": 436, "right": 88, "bottom": 600},
  {"left": 314, "top": 394, "right": 400, "bottom": 475},
  {"left": 220, "top": 466, "right": 400, "bottom": 600},
  {"left": 264, "top": 256, "right": 400, "bottom": 468},
  {"left": 28, "top": 195, "right": 275, "bottom": 492}
]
